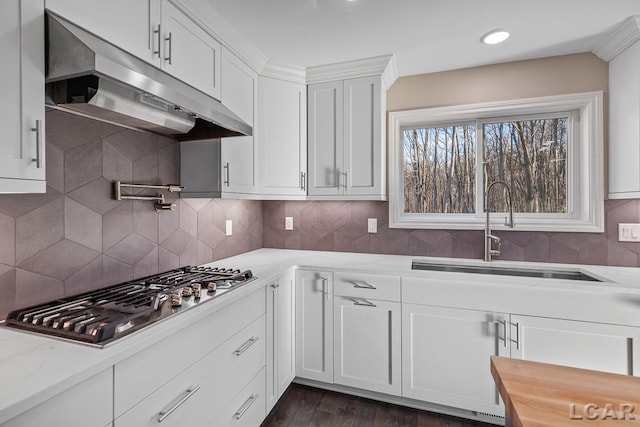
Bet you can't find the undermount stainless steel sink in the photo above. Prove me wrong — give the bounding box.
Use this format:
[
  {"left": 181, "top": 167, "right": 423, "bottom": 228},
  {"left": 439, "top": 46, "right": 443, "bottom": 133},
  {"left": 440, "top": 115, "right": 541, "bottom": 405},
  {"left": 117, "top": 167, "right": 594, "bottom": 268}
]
[{"left": 411, "top": 260, "right": 602, "bottom": 282}]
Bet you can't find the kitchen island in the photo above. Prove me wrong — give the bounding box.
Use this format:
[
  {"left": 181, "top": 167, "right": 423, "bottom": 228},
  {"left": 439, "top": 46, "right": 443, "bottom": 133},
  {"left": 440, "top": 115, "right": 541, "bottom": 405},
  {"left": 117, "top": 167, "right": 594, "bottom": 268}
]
[{"left": 491, "top": 355, "right": 640, "bottom": 426}]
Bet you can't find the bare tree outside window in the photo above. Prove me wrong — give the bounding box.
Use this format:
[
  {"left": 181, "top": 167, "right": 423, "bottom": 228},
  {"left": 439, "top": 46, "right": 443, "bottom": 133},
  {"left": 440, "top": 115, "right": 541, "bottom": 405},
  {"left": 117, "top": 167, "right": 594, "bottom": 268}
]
[
  {"left": 483, "top": 117, "right": 568, "bottom": 214},
  {"left": 402, "top": 116, "right": 568, "bottom": 216},
  {"left": 403, "top": 124, "right": 476, "bottom": 213}
]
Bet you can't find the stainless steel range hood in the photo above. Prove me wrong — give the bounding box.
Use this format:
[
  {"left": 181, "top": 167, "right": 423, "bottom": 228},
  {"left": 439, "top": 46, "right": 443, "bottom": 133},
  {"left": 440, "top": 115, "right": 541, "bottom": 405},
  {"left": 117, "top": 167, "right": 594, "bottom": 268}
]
[{"left": 45, "top": 13, "right": 252, "bottom": 140}]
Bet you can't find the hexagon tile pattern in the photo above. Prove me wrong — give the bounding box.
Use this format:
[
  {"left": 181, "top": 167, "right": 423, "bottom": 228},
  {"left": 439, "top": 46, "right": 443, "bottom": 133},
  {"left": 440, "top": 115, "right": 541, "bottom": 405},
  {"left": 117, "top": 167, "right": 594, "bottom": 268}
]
[
  {"left": 0, "top": 111, "right": 263, "bottom": 319},
  {"left": 262, "top": 199, "right": 640, "bottom": 266}
]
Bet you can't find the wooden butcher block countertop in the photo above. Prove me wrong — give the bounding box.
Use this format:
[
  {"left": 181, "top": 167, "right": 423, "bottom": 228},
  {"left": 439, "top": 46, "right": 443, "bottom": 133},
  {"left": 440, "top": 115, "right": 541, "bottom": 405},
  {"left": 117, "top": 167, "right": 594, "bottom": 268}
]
[{"left": 490, "top": 356, "right": 640, "bottom": 426}]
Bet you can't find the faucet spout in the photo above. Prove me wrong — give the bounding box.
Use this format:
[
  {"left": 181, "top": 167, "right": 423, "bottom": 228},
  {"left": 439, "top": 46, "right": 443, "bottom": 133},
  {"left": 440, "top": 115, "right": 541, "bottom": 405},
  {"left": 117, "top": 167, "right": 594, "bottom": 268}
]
[{"left": 484, "top": 180, "right": 515, "bottom": 261}]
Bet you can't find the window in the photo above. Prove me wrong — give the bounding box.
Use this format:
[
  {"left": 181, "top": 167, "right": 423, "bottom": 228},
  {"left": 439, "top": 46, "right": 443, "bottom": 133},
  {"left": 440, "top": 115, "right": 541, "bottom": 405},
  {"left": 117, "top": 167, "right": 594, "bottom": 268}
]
[{"left": 388, "top": 92, "right": 604, "bottom": 232}]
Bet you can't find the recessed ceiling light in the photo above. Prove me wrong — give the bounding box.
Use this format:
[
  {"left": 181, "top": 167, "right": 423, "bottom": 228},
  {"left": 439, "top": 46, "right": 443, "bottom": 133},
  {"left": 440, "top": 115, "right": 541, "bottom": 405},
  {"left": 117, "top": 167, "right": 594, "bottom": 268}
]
[{"left": 481, "top": 29, "right": 510, "bottom": 45}]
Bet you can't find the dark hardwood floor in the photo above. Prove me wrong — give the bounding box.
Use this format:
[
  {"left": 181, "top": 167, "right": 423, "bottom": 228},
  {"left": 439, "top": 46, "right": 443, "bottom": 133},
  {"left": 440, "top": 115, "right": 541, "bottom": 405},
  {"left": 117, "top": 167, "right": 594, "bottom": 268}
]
[{"left": 261, "top": 383, "right": 496, "bottom": 427}]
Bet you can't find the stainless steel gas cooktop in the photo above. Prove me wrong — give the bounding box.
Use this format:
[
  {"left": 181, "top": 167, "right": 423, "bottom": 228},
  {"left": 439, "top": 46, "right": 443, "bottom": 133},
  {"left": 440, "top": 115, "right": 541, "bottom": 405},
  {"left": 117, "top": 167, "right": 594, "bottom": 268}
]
[{"left": 3, "top": 266, "right": 255, "bottom": 347}]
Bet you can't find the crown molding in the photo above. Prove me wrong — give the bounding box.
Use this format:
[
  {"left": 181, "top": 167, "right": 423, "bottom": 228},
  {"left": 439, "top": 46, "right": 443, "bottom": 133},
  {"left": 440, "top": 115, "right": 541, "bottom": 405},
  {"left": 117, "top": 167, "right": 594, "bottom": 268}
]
[
  {"left": 381, "top": 55, "right": 399, "bottom": 90},
  {"left": 171, "top": 0, "right": 268, "bottom": 73},
  {"left": 172, "top": 1, "right": 396, "bottom": 87},
  {"left": 593, "top": 15, "right": 640, "bottom": 62},
  {"left": 306, "top": 54, "right": 395, "bottom": 85},
  {"left": 260, "top": 61, "right": 307, "bottom": 85}
]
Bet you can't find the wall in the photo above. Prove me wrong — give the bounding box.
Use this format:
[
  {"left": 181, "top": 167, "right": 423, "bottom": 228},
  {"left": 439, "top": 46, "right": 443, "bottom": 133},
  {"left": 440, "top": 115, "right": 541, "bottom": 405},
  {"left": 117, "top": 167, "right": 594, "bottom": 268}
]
[
  {"left": 0, "top": 111, "right": 262, "bottom": 319},
  {"left": 263, "top": 53, "right": 640, "bottom": 268}
]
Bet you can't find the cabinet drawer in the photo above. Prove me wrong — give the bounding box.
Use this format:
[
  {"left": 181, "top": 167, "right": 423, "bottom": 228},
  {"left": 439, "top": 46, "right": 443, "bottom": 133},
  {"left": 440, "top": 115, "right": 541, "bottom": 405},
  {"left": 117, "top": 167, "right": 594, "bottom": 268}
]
[
  {"left": 212, "top": 368, "right": 266, "bottom": 427},
  {"left": 114, "top": 288, "right": 265, "bottom": 417},
  {"left": 334, "top": 272, "right": 400, "bottom": 301},
  {"left": 115, "top": 314, "right": 266, "bottom": 427},
  {"left": 4, "top": 368, "right": 112, "bottom": 427}
]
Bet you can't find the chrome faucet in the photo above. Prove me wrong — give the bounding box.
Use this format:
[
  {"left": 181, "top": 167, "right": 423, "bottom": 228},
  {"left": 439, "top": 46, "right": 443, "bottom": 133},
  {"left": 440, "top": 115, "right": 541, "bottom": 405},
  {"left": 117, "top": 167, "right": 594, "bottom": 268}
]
[{"left": 484, "top": 180, "right": 515, "bottom": 261}]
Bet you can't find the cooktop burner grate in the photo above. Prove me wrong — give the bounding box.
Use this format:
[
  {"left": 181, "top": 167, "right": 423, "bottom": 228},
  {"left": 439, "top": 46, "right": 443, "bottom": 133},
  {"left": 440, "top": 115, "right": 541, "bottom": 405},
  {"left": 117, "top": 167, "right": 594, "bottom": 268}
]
[{"left": 3, "top": 266, "right": 254, "bottom": 346}]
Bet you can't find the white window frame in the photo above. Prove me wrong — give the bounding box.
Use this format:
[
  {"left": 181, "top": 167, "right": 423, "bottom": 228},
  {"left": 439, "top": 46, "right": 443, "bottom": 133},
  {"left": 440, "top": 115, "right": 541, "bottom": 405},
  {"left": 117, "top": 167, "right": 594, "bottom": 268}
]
[{"left": 388, "top": 92, "right": 604, "bottom": 232}]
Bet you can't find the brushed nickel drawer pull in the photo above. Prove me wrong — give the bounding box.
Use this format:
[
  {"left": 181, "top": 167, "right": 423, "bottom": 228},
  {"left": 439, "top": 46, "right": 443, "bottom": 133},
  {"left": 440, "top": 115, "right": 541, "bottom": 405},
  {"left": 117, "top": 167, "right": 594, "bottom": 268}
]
[
  {"left": 351, "top": 280, "right": 376, "bottom": 290},
  {"left": 235, "top": 393, "right": 259, "bottom": 420},
  {"left": 234, "top": 337, "right": 259, "bottom": 356},
  {"left": 157, "top": 385, "right": 201, "bottom": 422},
  {"left": 351, "top": 298, "right": 376, "bottom": 307}
]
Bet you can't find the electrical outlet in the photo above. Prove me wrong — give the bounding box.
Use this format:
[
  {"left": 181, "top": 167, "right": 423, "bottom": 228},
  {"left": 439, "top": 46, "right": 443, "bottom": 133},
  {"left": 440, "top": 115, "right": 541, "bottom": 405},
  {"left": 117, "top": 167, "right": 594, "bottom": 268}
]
[
  {"left": 619, "top": 223, "right": 640, "bottom": 242},
  {"left": 285, "top": 216, "right": 294, "bottom": 230},
  {"left": 368, "top": 218, "right": 378, "bottom": 233},
  {"left": 225, "top": 219, "right": 233, "bottom": 236}
]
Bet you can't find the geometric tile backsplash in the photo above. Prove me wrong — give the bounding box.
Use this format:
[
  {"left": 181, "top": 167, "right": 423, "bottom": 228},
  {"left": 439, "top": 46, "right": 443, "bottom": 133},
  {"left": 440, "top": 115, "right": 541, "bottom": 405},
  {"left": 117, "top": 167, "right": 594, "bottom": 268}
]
[
  {"left": 0, "top": 111, "right": 262, "bottom": 319},
  {"left": 1, "top": 110, "right": 639, "bottom": 320},
  {"left": 262, "top": 199, "right": 640, "bottom": 268}
]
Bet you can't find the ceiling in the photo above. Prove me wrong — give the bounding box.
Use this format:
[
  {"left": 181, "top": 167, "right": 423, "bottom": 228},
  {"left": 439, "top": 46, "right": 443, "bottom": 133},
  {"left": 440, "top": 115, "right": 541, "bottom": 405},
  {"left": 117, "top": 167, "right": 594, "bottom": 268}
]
[{"left": 187, "top": 0, "right": 640, "bottom": 77}]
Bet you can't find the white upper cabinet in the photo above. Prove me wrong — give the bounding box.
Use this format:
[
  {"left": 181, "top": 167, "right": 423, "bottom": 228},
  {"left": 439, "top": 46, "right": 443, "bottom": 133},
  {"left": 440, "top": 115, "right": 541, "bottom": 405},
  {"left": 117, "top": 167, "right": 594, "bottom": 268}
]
[
  {"left": 609, "top": 39, "right": 640, "bottom": 199},
  {"left": 308, "top": 75, "right": 386, "bottom": 200},
  {"left": 160, "top": 0, "right": 221, "bottom": 99},
  {"left": 45, "top": 0, "right": 160, "bottom": 66},
  {"left": 0, "top": 0, "right": 46, "bottom": 193},
  {"left": 258, "top": 76, "right": 307, "bottom": 197},
  {"left": 45, "top": 0, "right": 221, "bottom": 99},
  {"left": 221, "top": 48, "right": 257, "bottom": 196}
]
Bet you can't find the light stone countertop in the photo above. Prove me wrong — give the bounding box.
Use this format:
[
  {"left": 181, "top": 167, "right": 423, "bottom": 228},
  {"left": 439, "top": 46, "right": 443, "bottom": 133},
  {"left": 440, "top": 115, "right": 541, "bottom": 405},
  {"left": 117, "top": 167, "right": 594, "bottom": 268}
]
[{"left": 1, "top": 248, "right": 639, "bottom": 424}]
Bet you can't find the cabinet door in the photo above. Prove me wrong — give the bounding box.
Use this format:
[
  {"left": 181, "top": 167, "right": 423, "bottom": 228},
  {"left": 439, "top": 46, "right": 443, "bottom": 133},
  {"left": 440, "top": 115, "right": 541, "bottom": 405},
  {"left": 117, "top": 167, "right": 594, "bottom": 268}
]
[
  {"left": 402, "top": 304, "right": 509, "bottom": 416},
  {"left": 161, "top": 0, "right": 221, "bottom": 99},
  {"left": 45, "top": 0, "right": 160, "bottom": 67},
  {"left": 609, "top": 40, "right": 640, "bottom": 198},
  {"left": 343, "top": 76, "right": 383, "bottom": 196},
  {"left": 334, "top": 297, "right": 401, "bottom": 395},
  {"left": 308, "top": 81, "right": 344, "bottom": 196},
  {"left": 259, "top": 76, "right": 307, "bottom": 197},
  {"left": 4, "top": 368, "right": 112, "bottom": 427},
  {"left": 295, "top": 269, "right": 333, "bottom": 382},
  {"left": 511, "top": 315, "right": 640, "bottom": 376},
  {"left": 266, "top": 275, "right": 295, "bottom": 412},
  {"left": 221, "top": 48, "right": 257, "bottom": 195},
  {"left": 0, "top": 0, "right": 45, "bottom": 193}
]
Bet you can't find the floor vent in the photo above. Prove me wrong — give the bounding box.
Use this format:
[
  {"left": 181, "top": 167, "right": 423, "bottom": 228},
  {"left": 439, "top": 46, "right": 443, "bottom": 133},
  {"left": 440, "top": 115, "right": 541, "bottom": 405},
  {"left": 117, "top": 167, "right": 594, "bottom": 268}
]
[{"left": 475, "top": 411, "right": 505, "bottom": 422}]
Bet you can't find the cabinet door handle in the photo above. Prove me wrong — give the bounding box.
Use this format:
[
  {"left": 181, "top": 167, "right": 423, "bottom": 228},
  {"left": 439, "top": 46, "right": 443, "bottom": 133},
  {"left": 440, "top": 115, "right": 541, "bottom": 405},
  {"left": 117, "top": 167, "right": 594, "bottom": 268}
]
[
  {"left": 157, "top": 385, "right": 201, "bottom": 422},
  {"left": 233, "top": 337, "right": 259, "bottom": 356},
  {"left": 351, "top": 280, "right": 376, "bottom": 290},
  {"left": 300, "top": 171, "right": 306, "bottom": 191},
  {"left": 234, "top": 393, "right": 259, "bottom": 420},
  {"left": 31, "top": 120, "right": 42, "bottom": 168},
  {"left": 223, "top": 162, "right": 230, "bottom": 186},
  {"left": 491, "top": 320, "right": 507, "bottom": 348},
  {"left": 342, "top": 170, "right": 348, "bottom": 190},
  {"left": 351, "top": 298, "right": 376, "bottom": 307},
  {"left": 164, "top": 32, "right": 172, "bottom": 64},
  {"left": 153, "top": 24, "right": 161, "bottom": 58},
  {"left": 321, "top": 277, "right": 329, "bottom": 300},
  {"left": 271, "top": 283, "right": 279, "bottom": 289},
  {"left": 514, "top": 322, "right": 520, "bottom": 350}
]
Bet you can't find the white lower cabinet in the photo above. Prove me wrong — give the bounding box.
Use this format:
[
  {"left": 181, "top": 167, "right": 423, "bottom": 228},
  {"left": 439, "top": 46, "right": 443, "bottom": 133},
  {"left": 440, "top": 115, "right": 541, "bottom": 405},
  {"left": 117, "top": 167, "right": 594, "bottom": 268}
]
[
  {"left": 212, "top": 368, "right": 266, "bottom": 427},
  {"left": 266, "top": 273, "right": 296, "bottom": 412},
  {"left": 295, "top": 269, "right": 333, "bottom": 382},
  {"left": 334, "top": 296, "right": 401, "bottom": 395},
  {"left": 115, "top": 314, "right": 266, "bottom": 427},
  {"left": 2, "top": 368, "right": 112, "bottom": 427},
  {"left": 402, "top": 304, "right": 509, "bottom": 416},
  {"left": 511, "top": 315, "right": 640, "bottom": 375}
]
